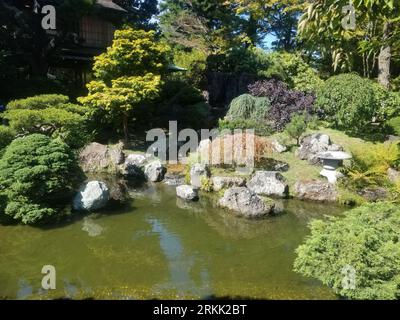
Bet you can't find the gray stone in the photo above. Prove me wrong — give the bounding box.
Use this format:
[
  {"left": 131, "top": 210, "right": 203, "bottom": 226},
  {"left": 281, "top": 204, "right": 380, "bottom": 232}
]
[
  {"left": 271, "top": 139, "right": 288, "bottom": 153},
  {"left": 73, "top": 181, "right": 110, "bottom": 211},
  {"left": 297, "top": 133, "right": 343, "bottom": 164},
  {"left": 211, "top": 176, "right": 246, "bottom": 191},
  {"left": 388, "top": 168, "right": 400, "bottom": 183},
  {"left": 164, "top": 172, "right": 185, "bottom": 186},
  {"left": 144, "top": 160, "right": 166, "bottom": 182},
  {"left": 79, "top": 142, "right": 125, "bottom": 173},
  {"left": 247, "top": 171, "right": 288, "bottom": 197},
  {"left": 358, "top": 187, "right": 388, "bottom": 202},
  {"left": 294, "top": 180, "right": 338, "bottom": 202},
  {"left": 124, "top": 154, "right": 147, "bottom": 178},
  {"left": 190, "top": 163, "right": 210, "bottom": 188},
  {"left": 218, "top": 187, "right": 275, "bottom": 218},
  {"left": 176, "top": 185, "right": 199, "bottom": 201}
]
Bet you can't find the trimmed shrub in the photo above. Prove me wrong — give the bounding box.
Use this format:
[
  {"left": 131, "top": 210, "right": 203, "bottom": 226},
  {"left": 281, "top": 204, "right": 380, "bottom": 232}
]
[
  {"left": 0, "top": 126, "right": 15, "bottom": 151},
  {"left": 218, "top": 118, "right": 273, "bottom": 137},
  {"left": 248, "top": 79, "right": 315, "bottom": 131},
  {"left": 5, "top": 94, "right": 92, "bottom": 149},
  {"left": 294, "top": 202, "right": 400, "bottom": 300},
  {"left": 315, "top": 74, "right": 376, "bottom": 133},
  {"left": 0, "top": 134, "right": 84, "bottom": 224}
]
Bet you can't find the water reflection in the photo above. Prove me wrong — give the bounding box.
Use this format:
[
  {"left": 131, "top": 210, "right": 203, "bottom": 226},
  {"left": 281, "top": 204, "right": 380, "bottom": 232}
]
[{"left": 148, "top": 218, "right": 211, "bottom": 297}]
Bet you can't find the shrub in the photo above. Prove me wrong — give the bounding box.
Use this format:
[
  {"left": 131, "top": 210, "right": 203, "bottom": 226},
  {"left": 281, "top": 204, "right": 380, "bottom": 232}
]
[
  {"left": 218, "top": 118, "right": 273, "bottom": 137},
  {"left": 0, "top": 126, "right": 15, "bottom": 151},
  {"left": 7, "top": 94, "right": 69, "bottom": 110},
  {"left": 0, "top": 134, "right": 84, "bottom": 224},
  {"left": 315, "top": 74, "right": 376, "bottom": 133},
  {"left": 248, "top": 80, "right": 315, "bottom": 131},
  {"left": 284, "top": 113, "right": 307, "bottom": 146},
  {"left": 387, "top": 116, "right": 400, "bottom": 136},
  {"left": 294, "top": 202, "right": 400, "bottom": 300},
  {"left": 265, "top": 52, "right": 323, "bottom": 93},
  {"left": 343, "top": 142, "right": 400, "bottom": 189},
  {"left": 5, "top": 95, "right": 92, "bottom": 149},
  {"left": 225, "top": 94, "right": 270, "bottom": 121},
  {"left": 173, "top": 49, "right": 207, "bottom": 88},
  {"left": 372, "top": 84, "right": 400, "bottom": 122}
]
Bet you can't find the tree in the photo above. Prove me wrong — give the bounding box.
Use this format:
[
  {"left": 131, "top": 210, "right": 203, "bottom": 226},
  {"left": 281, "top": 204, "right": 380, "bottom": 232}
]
[
  {"left": 298, "top": 0, "right": 400, "bottom": 88},
  {"left": 0, "top": 134, "right": 84, "bottom": 224},
  {"left": 294, "top": 202, "right": 400, "bottom": 300},
  {"left": 79, "top": 28, "right": 171, "bottom": 142},
  {"left": 285, "top": 113, "right": 307, "bottom": 146},
  {"left": 114, "top": 0, "right": 159, "bottom": 29}
]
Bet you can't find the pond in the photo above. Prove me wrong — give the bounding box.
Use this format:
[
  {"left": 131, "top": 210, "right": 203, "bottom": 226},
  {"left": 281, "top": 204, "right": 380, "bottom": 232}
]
[{"left": 0, "top": 183, "right": 345, "bottom": 300}]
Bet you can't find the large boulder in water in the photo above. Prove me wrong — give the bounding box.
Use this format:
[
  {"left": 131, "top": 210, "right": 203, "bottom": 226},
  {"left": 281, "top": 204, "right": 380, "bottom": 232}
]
[
  {"left": 73, "top": 181, "right": 110, "bottom": 211},
  {"left": 218, "top": 187, "right": 275, "bottom": 218},
  {"left": 247, "top": 171, "right": 288, "bottom": 198},
  {"left": 211, "top": 176, "right": 246, "bottom": 191}
]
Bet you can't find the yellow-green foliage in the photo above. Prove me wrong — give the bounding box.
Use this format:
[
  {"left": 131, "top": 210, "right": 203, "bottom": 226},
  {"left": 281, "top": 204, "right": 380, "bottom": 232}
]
[
  {"left": 79, "top": 28, "right": 171, "bottom": 137},
  {"left": 345, "top": 142, "right": 400, "bottom": 188},
  {"left": 200, "top": 176, "right": 213, "bottom": 192},
  {"left": 173, "top": 49, "right": 207, "bottom": 87}
]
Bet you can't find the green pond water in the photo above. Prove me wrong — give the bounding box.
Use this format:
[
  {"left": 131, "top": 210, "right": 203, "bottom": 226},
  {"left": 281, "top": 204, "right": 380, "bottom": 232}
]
[{"left": 0, "top": 183, "right": 345, "bottom": 300}]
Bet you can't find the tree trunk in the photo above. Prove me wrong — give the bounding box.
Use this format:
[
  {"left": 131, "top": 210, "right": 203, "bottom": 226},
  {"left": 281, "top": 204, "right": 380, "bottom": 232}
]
[
  {"left": 378, "top": 22, "right": 392, "bottom": 89},
  {"left": 122, "top": 112, "right": 129, "bottom": 145}
]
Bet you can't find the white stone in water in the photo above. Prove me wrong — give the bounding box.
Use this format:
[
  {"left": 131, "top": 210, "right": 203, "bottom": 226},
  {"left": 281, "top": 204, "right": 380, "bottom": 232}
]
[
  {"left": 176, "top": 185, "right": 199, "bottom": 201},
  {"left": 73, "top": 181, "right": 110, "bottom": 211}
]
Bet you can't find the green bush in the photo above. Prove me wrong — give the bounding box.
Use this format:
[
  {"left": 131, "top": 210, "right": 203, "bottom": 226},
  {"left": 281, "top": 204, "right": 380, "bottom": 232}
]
[
  {"left": 294, "top": 202, "right": 400, "bottom": 300},
  {"left": 315, "top": 74, "right": 376, "bottom": 133},
  {"left": 284, "top": 113, "right": 307, "bottom": 146},
  {"left": 5, "top": 94, "right": 93, "bottom": 149},
  {"left": 7, "top": 94, "right": 69, "bottom": 110},
  {"left": 371, "top": 83, "right": 400, "bottom": 122},
  {"left": 218, "top": 119, "right": 273, "bottom": 136},
  {"left": 388, "top": 116, "right": 400, "bottom": 136},
  {"left": 225, "top": 94, "right": 270, "bottom": 121},
  {"left": 0, "top": 134, "right": 84, "bottom": 224},
  {"left": 0, "top": 126, "right": 15, "bottom": 151}
]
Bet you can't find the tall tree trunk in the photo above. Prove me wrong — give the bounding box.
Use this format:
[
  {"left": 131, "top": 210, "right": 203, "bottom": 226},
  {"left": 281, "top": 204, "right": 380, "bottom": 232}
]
[
  {"left": 122, "top": 112, "right": 129, "bottom": 145},
  {"left": 378, "top": 22, "right": 392, "bottom": 89}
]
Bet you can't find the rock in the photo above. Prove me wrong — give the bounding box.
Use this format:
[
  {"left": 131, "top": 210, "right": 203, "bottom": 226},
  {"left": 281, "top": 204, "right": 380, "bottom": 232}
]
[
  {"left": 256, "top": 158, "right": 289, "bottom": 172},
  {"left": 124, "top": 154, "right": 147, "bottom": 178},
  {"left": 296, "top": 133, "right": 343, "bottom": 164},
  {"left": 211, "top": 176, "right": 246, "bottom": 191},
  {"left": 164, "top": 172, "right": 185, "bottom": 186},
  {"left": 247, "top": 171, "right": 288, "bottom": 197},
  {"left": 190, "top": 163, "right": 210, "bottom": 188},
  {"left": 271, "top": 139, "right": 287, "bottom": 153},
  {"left": 386, "top": 135, "right": 400, "bottom": 143},
  {"left": 176, "top": 185, "right": 199, "bottom": 201},
  {"left": 144, "top": 160, "right": 166, "bottom": 182},
  {"left": 358, "top": 187, "right": 388, "bottom": 202},
  {"left": 294, "top": 180, "right": 338, "bottom": 202},
  {"left": 108, "top": 142, "right": 125, "bottom": 165},
  {"left": 388, "top": 168, "right": 400, "bottom": 183},
  {"left": 218, "top": 187, "right": 275, "bottom": 218},
  {"left": 73, "top": 181, "right": 110, "bottom": 211},
  {"left": 79, "top": 142, "right": 125, "bottom": 173}
]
